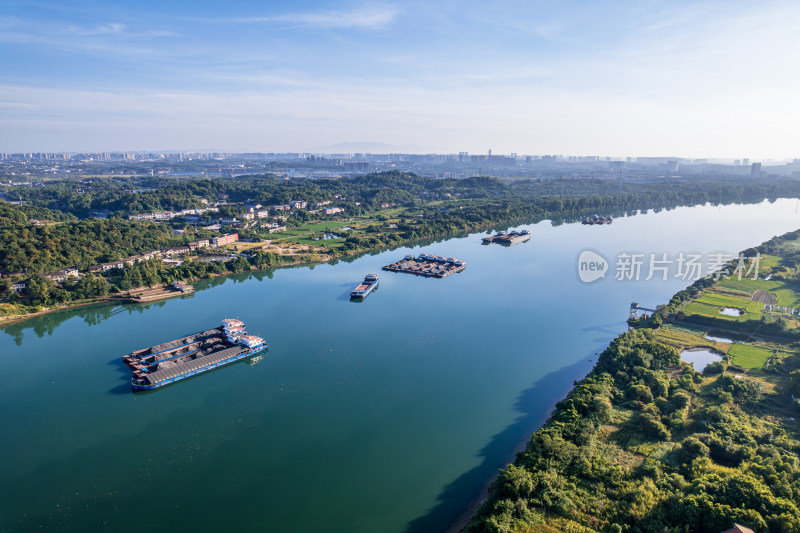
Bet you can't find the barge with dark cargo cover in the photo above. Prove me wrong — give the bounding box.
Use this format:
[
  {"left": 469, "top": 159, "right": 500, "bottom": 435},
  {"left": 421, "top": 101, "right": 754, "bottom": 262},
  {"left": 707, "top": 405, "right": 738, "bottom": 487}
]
[
  {"left": 123, "top": 319, "right": 267, "bottom": 390},
  {"left": 582, "top": 214, "right": 613, "bottom": 225},
  {"left": 383, "top": 254, "right": 466, "bottom": 278},
  {"left": 481, "top": 229, "right": 531, "bottom": 245}
]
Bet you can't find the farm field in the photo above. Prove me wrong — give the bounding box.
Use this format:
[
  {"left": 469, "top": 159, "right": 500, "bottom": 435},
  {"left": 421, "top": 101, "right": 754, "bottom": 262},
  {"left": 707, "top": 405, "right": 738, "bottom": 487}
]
[
  {"left": 695, "top": 290, "right": 752, "bottom": 308},
  {"left": 656, "top": 324, "right": 732, "bottom": 352},
  {"left": 682, "top": 302, "right": 760, "bottom": 322},
  {"left": 718, "top": 277, "right": 800, "bottom": 308},
  {"left": 728, "top": 344, "right": 773, "bottom": 369}
]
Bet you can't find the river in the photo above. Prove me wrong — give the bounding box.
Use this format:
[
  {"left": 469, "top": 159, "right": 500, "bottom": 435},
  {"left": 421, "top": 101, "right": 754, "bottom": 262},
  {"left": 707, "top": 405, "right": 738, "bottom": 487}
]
[{"left": 2, "top": 199, "right": 799, "bottom": 532}]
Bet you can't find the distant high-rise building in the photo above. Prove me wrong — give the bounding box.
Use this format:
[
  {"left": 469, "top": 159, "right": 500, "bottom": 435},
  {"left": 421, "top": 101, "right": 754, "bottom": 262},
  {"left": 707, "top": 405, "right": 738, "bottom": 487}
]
[
  {"left": 488, "top": 149, "right": 492, "bottom": 156},
  {"left": 666, "top": 160, "right": 679, "bottom": 172},
  {"left": 743, "top": 158, "right": 750, "bottom": 166},
  {"left": 751, "top": 162, "right": 762, "bottom": 175},
  {"left": 458, "top": 152, "right": 469, "bottom": 162}
]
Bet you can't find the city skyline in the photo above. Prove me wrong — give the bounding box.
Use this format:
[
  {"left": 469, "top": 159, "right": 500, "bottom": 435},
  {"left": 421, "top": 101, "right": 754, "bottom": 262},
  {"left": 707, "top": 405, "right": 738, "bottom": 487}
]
[{"left": 1, "top": 0, "right": 799, "bottom": 158}]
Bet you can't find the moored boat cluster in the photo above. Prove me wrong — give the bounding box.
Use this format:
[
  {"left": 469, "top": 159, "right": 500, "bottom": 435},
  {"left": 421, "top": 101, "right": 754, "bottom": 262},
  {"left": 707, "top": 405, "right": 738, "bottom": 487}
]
[{"left": 382, "top": 253, "right": 466, "bottom": 278}]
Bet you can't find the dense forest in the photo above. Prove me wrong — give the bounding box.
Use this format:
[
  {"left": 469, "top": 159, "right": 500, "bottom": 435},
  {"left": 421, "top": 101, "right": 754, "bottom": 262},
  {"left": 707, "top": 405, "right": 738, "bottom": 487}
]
[
  {"left": 0, "top": 202, "right": 203, "bottom": 273},
  {"left": 4, "top": 172, "right": 800, "bottom": 318},
  {"left": 467, "top": 326, "right": 800, "bottom": 532},
  {"left": 7, "top": 171, "right": 800, "bottom": 217},
  {"left": 0, "top": 251, "right": 298, "bottom": 311},
  {"left": 5, "top": 173, "right": 800, "bottom": 278}
]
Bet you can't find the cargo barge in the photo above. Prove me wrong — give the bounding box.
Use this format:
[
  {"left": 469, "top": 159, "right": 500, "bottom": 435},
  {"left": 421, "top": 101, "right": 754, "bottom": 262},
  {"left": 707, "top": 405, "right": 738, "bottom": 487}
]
[
  {"left": 481, "top": 229, "right": 531, "bottom": 245},
  {"left": 350, "top": 274, "right": 379, "bottom": 299},
  {"left": 383, "top": 254, "right": 466, "bottom": 278},
  {"left": 582, "top": 215, "right": 613, "bottom": 225},
  {"left": 123, "top": 318, "right": 267, "bottom": 390}
]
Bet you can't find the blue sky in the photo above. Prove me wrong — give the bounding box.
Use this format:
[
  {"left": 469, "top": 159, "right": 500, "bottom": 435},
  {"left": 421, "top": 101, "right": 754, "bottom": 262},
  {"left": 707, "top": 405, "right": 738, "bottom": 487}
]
[{"left": 0, "top": 0, "right": 798, "bottom": 157}]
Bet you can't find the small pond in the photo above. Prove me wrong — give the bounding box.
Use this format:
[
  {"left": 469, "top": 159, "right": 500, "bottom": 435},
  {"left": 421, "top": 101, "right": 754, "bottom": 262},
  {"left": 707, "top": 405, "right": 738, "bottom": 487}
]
[
  {"left": 681, "top": 349, "right": 723, "bottom": 371},
  {"left": 720, "top": 307, "right": 743, "bottom": 316}
]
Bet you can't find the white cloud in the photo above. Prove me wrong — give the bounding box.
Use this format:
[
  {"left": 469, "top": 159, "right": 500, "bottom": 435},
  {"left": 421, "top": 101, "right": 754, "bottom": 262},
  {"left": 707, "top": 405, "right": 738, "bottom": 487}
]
[
  {"left": 220, "top": 5, "right": 400, "bottom": 30},
  {"left": 64, "top": 22, "right": 126, "bottom": 36},
  {"left": 1, "top": 81, "right": 797, "bottom": 158}
]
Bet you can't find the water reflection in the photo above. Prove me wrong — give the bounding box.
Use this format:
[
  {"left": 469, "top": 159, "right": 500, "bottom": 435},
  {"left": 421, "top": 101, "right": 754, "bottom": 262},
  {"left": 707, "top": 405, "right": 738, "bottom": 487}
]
[{"left": 680, "top": 349, "right": 723, "bottom": 371}]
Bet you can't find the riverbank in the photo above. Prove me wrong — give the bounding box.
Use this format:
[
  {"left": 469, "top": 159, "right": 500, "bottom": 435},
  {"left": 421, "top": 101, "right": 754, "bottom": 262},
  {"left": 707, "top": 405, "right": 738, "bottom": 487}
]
[
  {"left": 0, "top": 297, "right": 111, "bottom": 326},
  {"left": 0, "top": 253, "right": 323, "bottom": 327},
  {"left": 0, "top": 210, "right": 520, "bottom": 327},
  {"left": 464, "top": 228, "right": 800, "bottom": 532}
]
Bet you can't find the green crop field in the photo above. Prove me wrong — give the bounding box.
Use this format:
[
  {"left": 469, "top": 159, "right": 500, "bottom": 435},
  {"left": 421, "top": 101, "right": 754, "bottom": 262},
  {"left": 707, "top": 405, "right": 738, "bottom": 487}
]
[
  {"left": 662, "top": 323, "right": 707, "bottom": 335},
  {"left": 696, "top": 291, "right": 752, "bottom": 308},
  {"left": 656, "top": 328, "right": 705, "bottom": 347},
  {"left": 773, "top": 287, "right": 800, "bottom": 307},
  {"left": 757, "top": 254, "right": 782, "bottom": 270},
  {"left": 682, "top": 302, "right": 740, "bottom": 319},
  {"left": 712, "top": 288, "right": 753, "bottom": 298},
  {"left": 728, "top": 344, "right": 773, "bottom": 369},
  {"left": 717, "top": 277, "right": 800, "bottom": 308},
  {"left": 718, "top": 279, "right": 759, "bottom": 294},
  {"left": 746, "top": 301, "right": 764, "bottom": 313},
  {"left": 681, "top": 302, "right": 762, "bottom": 322}
]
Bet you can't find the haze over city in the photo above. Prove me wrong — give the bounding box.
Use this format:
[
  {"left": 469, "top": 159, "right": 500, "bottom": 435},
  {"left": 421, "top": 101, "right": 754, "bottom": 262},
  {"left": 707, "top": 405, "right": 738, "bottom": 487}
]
[{"left": 1, "top": 0, "right": 799, "bottom": 158}]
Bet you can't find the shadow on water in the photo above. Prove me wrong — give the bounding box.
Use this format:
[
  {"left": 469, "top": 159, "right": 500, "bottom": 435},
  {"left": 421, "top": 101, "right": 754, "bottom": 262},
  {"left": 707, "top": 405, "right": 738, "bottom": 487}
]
[
  {"left": 107, "top": 354, "right": 135, "bottom": 395},
  {"left": 402, "top": 354, "right": 598, "bottom": 533}
]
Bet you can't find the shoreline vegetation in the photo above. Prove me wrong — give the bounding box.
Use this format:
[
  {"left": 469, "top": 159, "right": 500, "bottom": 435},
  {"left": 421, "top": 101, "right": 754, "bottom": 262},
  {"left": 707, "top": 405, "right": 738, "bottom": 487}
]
[
  {"left": 5, "top": 172, "right": 800, "bottom": 326},
  {"left": 465, "top": 229, "right": 800, "bottom": 532}
]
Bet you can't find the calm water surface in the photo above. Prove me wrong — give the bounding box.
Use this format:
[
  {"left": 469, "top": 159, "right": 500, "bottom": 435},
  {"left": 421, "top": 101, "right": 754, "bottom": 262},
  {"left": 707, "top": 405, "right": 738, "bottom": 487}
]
[
  {"left": 2, "top": 199, "right": 800, "bottom": 532},
  {"left": 680, "top": 349, "right": 724, "bottom": 371}
]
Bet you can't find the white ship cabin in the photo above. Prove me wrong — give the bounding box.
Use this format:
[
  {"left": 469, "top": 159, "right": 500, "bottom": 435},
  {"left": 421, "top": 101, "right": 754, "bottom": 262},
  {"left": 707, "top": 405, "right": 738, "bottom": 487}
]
[
  {"left": 222, "top": 319, "right": 246, "bottom": 336},
  {"left": 365, "top": 273, "right": 379, "bottom": 281},
  {"left": 222, "top": 318, "right": 245, "bottom": 328},
  {"left": 237, "top": 335, "right": 264, "bottom": 348}
]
